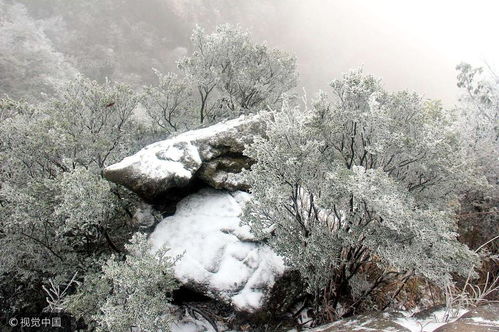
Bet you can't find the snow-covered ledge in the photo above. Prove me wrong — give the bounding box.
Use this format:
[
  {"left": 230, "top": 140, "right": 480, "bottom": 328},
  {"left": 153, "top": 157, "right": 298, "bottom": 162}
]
[{"left": 103, "top": 114, "right": 265, "bottom": 202}]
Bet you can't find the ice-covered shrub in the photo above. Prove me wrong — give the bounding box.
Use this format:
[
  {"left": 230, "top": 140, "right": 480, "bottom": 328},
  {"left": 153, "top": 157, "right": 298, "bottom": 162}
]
[
  {"left": 242, "top": 70, "right": 483, "bottom": 323},
  {"left": 65, "top": 233, "right": 178, "bottom": 332}
]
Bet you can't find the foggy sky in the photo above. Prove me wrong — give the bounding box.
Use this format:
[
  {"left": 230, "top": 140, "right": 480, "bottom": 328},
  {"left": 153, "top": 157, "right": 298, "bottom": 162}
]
[
  {"left": 175, "top": 0, "right": 499, "bottom": 106},
  {"left": 8, "top": 0, "right": 498, "bottom": 105}
]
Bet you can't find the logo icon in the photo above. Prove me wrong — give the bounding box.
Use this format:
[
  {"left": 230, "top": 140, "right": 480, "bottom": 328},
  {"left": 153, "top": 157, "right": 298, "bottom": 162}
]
[{"left": 8, "top": 317, "right": 18, "bottom": 327}]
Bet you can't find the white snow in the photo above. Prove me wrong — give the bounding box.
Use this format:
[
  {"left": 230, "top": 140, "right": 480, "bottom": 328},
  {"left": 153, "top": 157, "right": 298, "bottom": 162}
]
[
  {"left": 149, "top": 188, "right": 285, "bottom": 312},
  {"left": 471, "top": 316, "right": 499, "bottom": 323},
  {"left": 107, "top": 140, "right": 201, "bottom": 181},
  {"left": 305, "top": 308, "right": 470, "bottom": 332},
  {"left": 395, "top": 308, "right": 468, "bottom": 332},
  {"left": 106, "top": 115, "right": 255, "bottom": 182},
  {"left": 171, "top": 115, "right": 249, "bottom": 143}
]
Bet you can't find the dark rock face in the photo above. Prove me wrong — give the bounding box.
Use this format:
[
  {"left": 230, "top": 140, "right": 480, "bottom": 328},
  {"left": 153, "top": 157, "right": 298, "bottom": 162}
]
[
  {"left": 197, "top": 154, "right": 254, "bottom": 191},
  {"left": 103, "top": 114, "right": 265, "bottom": 202},
  {"left": 434, "top": 304, "right": 499, "bottom": 332},
  {"left": 250, "top": 270, "right": 306, "bottom": 325}
]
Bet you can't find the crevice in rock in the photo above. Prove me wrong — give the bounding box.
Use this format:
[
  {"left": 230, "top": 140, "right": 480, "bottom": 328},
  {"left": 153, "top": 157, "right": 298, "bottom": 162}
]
[
  {"left": 172, "top": 286, "right": 215, "bottom": 305},
  {"left": 149, "top": 177, "right": 207, "bottom": 215}
]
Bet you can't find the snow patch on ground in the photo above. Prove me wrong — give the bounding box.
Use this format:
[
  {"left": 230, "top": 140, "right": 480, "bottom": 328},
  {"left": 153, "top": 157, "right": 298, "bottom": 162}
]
[
  {"left": 304, "top": 308, "right": 470, "bottom": 332},
  {"left": 395, "top": 308, "right": 468, "bottom": 332},
  {"left": 470, "top": 316, "right": 499, "bottom": 324},
  {"left": 150, "top": 188, "right": 285, "bottom": 312}
]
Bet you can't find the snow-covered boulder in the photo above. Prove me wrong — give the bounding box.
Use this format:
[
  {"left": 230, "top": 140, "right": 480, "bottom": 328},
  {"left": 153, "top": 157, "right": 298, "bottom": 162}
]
[
  {"left": 307, "top": 312, "right": 411, "bottom": 332},
  {"left": 433, "top": 304, "right": 499, "bottom": 332},
  {"left": 307, "top": 308, "right": 471, "bottom": 332},
  {"left": 103, "top": 114, "right": 264, "bottom": 202},
  {"left": 149, "top": 188, "right": 285, "bottom": 313}
]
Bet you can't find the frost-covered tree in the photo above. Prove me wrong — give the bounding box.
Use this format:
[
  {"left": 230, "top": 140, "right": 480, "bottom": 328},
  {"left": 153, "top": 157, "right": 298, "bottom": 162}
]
[
  {"left": 0, "top": 0, "right": 77, "bottom": 100},
  {"left": 0, "top": 77, "right": 144, "bottom": 313},
  {"left": 456, "top": 63, "right": 498, "bottom": 184},
  {"left": 18, "top": 0, "right": 193, "bottom": 87},
  {"left": 243, "top": 70, "right": 483, "bottom": 322},
  {"left": 49, "top": 75, "right": 143, "bottom": 168},
  {"left": 455, "top": 63, "right": 499, "bottom": 251},
  {"left": 65, "top": 233, "right": 178, "bottom": 332},
  {"left": 179, "top": 24, "right": 297, "bottom": 123},
  {"left": 146, "top": 24, "right": 297, "bottom": 133},
  {"left": 143, "top": 70, "right": 193, "bottom": 135}
]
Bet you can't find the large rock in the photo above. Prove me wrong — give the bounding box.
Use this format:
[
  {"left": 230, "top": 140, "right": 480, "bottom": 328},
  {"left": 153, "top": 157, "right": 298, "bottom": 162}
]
[
  {"left": 149, "top": 188, "right": 285, "bottom": 313},
  {"left": 308, "top": 311, "right": 411, "bottom": 332},
  {"left": 104, "top": 114, "right": 265, "bottom": 202},
  {"left": 307, "top": 305, "right": 495, "bottom": 332},
  {"left": 435, "top": 322, "right": 499, "bottom": 332},
  {"left": 434, "top": 304, "right": 499, "bottom": 332}
]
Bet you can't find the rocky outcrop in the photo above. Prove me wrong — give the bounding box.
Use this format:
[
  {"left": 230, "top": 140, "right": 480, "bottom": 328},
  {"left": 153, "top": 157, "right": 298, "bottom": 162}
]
[
  {"left": 308, "top": 311, "right": 411, "bottom": 332},
  {"left": 197, "top": 155, "right": 253, "bottom": 191},
  {"left": 104, "top": 113, "right": 295, "bottom": 317},
  {"left": 308, "top": 304, "right": 499, "bottom": 332},
  {"left": 103, "top": 114, "right": 265, "bottom": 202},
  {"left": 434, "top": 304, "right": 499, "bottom": 332}
]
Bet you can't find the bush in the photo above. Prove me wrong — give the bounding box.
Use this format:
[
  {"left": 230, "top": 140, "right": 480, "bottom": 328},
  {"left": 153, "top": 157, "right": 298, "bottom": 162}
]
[
  {"left": 145, "top": 24, "right": 297, "bottom": 134},
  {"left": 242, "top": 69, "right": 483, "bottom": 323},
  {"left": 0, "top": 76, "right": 143, "bottom": 313},
  {"left": 65, "top": 233, "right": 178, "bottom": 332}
]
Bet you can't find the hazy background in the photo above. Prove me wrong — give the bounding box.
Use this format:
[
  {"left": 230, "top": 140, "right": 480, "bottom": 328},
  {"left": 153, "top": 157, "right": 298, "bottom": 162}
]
[{"left": 2, "top": 0, "right": 498, "bottom": 105}]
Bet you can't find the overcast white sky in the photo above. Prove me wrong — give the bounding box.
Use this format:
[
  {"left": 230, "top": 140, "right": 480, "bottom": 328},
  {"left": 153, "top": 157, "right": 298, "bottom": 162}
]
[{"left": 195, "top": 0, "right": 499, "bottom": 106}]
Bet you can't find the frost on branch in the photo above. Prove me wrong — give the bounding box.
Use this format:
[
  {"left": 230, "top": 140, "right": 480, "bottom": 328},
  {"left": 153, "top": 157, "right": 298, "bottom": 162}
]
[{"left": 242, "top": 70, "right": 483, "bottom": 321}]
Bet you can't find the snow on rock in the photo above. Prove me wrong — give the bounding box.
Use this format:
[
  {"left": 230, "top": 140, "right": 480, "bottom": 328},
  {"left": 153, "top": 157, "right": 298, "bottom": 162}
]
[
  {"left": 149, "top": 188, "right": 285, "bottom": 313},
  {"left": 395, "top": 308, "right": 468, "bottom": 332},
  {"left": 305, "top": 306, "right": 487, "bottom": 332},
  {"left": 432, "top": 304, "right": 499, "bottom": 331},
  {"left": 103, "top": 114, "right": 265, "bottom": 202},
  {"left": 306, "top": 311, "right": 412, "bottom": 332}
]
